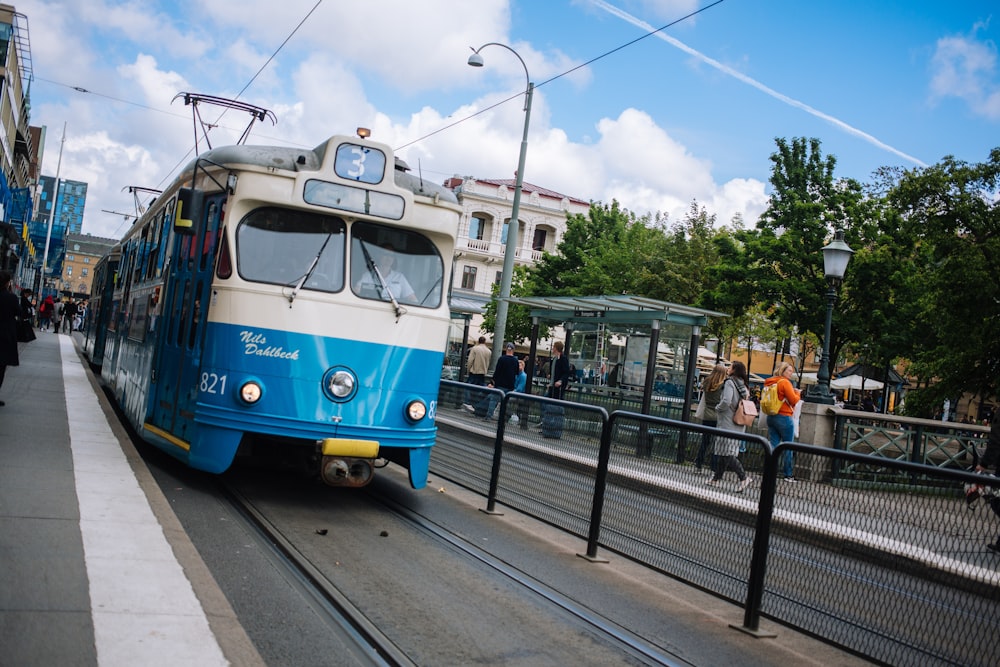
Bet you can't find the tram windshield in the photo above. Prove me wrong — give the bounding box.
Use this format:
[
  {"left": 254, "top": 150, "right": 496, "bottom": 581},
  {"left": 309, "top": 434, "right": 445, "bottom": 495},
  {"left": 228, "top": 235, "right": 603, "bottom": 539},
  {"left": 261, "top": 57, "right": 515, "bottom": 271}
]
[
  {"left": 351, "top": 221, "right": 444, "bottom": 308},
  {"left": 236, "top": 207, "right": 346, "bottom": 292}
]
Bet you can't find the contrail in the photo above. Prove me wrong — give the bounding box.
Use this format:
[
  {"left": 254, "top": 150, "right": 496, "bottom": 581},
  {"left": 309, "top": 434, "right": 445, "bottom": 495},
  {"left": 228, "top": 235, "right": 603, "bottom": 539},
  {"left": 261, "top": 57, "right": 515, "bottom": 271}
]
[{"left": 592, "top": 0, "right": 927, "bottom": 167}]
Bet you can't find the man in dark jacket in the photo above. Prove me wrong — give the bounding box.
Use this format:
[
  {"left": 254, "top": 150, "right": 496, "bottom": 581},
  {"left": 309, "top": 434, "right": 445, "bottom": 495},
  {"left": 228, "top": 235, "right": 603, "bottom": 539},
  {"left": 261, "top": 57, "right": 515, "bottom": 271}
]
[
  {"left": 977, "top": 419, "right": 1000, "bottom": 553},
  {"left": 482, "top": 343, "right": 519, "bottom": 420}
]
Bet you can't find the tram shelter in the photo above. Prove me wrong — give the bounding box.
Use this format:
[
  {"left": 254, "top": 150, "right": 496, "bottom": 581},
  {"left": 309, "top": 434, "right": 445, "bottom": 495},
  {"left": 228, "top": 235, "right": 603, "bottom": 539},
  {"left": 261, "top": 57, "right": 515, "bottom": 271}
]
[{"left": 508, "top": 295, "right": 727, "bottom": 422}]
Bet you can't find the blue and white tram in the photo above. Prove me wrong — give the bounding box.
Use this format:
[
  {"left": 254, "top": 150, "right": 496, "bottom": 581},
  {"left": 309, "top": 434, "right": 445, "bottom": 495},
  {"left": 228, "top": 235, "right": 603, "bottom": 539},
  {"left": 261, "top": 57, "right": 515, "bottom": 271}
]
[
  {"left": 97, "top": 131, "right": 461, "bottom": 488},
  {"left": 82, "top": 245, "right": 120, "bottom": 368}
]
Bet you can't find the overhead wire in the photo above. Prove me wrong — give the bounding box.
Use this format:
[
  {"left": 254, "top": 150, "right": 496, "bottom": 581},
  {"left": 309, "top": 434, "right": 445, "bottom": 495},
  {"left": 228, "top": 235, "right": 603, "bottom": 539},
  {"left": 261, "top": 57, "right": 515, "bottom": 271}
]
[
  {"left": 394, "top": 0, "right": 727, "bottom": 151},
  {"left": 37, "top": 0, "right": 724, "bottom": 236}
]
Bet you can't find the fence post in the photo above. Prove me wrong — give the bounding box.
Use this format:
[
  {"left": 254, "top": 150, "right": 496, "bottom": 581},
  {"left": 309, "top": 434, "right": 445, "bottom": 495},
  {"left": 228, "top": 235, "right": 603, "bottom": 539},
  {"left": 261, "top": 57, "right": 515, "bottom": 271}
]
[
  {"left": 733, "top": 441, "right": 780, "bottom": 638},
  {"left": 580, "top": 410, "right": 613, "bottom": 563},
  {"left": 482, "top": 389, "right": 508, "bottom": 515}
]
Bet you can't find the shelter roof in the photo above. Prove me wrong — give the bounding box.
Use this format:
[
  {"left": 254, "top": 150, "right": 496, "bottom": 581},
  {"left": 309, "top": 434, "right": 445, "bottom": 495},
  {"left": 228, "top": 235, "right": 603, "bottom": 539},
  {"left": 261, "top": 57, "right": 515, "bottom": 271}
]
[
  {"left": 837, "top": 363, "right": 908, "bottom": 385},
  {"left": 506, "top": 294, "right": 728, "bottom": 327}
]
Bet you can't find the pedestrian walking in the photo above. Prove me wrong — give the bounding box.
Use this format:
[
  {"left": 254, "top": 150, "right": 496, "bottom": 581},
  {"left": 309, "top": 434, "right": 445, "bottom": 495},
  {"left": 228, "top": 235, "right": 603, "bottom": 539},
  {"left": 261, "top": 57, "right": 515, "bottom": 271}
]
[
  {"left": 706, "top": 361, "right": 752, "bottom": 492},
  {"left": 462, "top": 336, "right": 491, "bottom": 410},
  {"left": 0, "top": 271, "right": 21, "bottom": 406},
  {"left": 694, "top": 363, "right": 727, "bottom": 473}
]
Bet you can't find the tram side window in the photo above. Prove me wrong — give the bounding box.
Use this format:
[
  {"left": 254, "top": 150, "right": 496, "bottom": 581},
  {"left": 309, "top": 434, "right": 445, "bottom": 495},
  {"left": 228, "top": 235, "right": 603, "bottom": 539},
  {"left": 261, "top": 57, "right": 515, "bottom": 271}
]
[
  {"left": 201, "top": 202, "right": 220, "bottom": 272},
  {"left": 350, "top": 221, "right": 443, "bottom": 308},
  {"left": 235, "top": 207, "right": 346, "bottom": 293},
  {"left": 188, "top": 279, "right": 203, "bottom": 349},
  {"left": 175, "top": 279, "right": 191, "bottom": 348}
]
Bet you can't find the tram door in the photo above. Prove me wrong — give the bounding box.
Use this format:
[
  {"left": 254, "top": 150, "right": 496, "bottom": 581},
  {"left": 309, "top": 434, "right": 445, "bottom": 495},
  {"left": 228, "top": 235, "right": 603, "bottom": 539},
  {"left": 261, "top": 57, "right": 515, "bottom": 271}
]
[{"left": 148, "top": 194, "right": 224, "bottom": 442}]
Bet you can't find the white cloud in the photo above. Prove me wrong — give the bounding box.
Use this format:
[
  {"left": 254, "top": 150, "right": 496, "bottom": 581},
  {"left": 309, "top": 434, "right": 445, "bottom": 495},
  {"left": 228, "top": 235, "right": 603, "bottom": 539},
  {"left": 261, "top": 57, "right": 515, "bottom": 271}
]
[
  {"left": 21, "top": 0, "right": 766, "bottom": 239},
  {"left": 929, "top": 26, "right": 1000, "bottom": 120}
]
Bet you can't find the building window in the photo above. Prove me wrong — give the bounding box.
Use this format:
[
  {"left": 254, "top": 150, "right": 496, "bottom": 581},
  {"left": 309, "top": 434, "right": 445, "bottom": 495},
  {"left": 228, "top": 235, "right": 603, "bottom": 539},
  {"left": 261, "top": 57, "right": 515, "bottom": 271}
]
[
  {"left": 469, "top": 215, "right": 486, "bottom": 241},
  {"left": 461, "top": 265, "right": 477, "bottom": 290},
  {"left": 84, "top": 257, "right": 91, "bottom": 264},
  {"left": 82, "top": 268, "right": 89, "bottom": 277},
  {"left": 494, "top": 271, "right": 502, "bottom": 285},
  {"left": 501, "top": 220, "right": 510, "bottom": 244},
  {"left": 532, "top": 228, "right": 547, "bottom": 251},
  {"left": 66, "top": 266, "right": 73, "bottom": 277}
]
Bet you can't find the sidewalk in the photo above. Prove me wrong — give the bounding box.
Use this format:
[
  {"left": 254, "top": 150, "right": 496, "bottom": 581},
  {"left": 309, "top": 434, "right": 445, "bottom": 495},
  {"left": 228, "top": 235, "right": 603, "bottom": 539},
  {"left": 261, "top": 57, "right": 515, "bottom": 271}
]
[{"left": 0, "top": 328, "right": 260, "bottom": 666}]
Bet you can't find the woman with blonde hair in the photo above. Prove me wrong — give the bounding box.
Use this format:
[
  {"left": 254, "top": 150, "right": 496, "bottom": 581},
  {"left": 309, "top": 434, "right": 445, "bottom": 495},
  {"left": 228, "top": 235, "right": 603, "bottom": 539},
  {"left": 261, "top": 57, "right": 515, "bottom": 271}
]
[
  {"left": 694, "top": 363, "right": 727, "bottom": 472},
  {"left": 763, "top": 361, "right": 801, "bottom": 481}
]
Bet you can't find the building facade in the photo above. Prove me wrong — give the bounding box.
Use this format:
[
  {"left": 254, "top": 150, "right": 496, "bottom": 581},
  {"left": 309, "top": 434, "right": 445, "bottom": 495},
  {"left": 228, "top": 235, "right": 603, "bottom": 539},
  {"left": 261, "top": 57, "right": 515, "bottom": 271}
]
[
  {"left": 60, "top": 232, "right": 116, "bottom": 298},
  {"left": 0, "top": 4, "right": 37, "bottom": 273},
  {"left": 443, "top": 176, "right": 590, "bottom": 339}
]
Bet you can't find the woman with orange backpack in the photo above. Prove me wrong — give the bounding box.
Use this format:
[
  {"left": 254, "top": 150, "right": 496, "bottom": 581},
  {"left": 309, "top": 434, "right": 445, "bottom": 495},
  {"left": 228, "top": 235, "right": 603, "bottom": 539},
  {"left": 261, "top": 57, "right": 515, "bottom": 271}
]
[{"left": 763, "top": 362, "right": 801, "bottom": 481}]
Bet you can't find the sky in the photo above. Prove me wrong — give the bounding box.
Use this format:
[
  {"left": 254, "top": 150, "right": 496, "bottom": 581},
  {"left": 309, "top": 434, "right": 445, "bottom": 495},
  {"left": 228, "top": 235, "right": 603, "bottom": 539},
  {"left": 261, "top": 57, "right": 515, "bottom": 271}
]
[{"left": 17, "top": 0, "right": 1000, "bottom": 240}]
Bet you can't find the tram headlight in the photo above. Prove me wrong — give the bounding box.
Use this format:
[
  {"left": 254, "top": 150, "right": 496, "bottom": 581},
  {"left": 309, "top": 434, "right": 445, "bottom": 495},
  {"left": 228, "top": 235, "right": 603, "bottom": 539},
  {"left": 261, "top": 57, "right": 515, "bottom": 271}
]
[
  {"left": 239, "top": 381, "right": 263, "bottom": 404},
  {"left": 328, "top": 371, "right": 355, "bottom": 398},
  {"left": 322, "top": 367, "right": 358, "bottom": 402},
  {"left": 405, "top": 399, "right": 427, "bottom": 422}
]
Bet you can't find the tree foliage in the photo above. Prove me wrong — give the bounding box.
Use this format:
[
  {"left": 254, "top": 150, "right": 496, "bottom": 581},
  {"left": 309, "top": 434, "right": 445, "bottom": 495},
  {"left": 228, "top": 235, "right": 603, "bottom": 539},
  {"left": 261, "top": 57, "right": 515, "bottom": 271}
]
[
  {"left": 885, "top": 148, "right": 1000, "bottom": 408},
  {"left": 501, "top": 137, "right": 1000, "bottom": 414}
]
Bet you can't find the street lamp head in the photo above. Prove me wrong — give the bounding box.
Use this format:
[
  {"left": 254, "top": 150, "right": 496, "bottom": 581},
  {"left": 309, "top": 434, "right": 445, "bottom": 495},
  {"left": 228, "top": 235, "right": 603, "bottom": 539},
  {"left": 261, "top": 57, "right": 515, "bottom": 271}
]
[
  {"left": 822, "top": 230, "right": 854, "bottom": 282},
  {"left": 467, "top": 51, "right": 484, "bottom": 67}
]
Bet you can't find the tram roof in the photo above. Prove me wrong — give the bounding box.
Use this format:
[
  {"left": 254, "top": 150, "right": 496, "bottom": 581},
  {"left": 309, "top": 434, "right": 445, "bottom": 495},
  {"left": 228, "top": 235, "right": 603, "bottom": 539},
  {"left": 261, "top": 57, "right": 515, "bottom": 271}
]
[{"left": 506, "top": 295, "right": 728, "bottom": 327}]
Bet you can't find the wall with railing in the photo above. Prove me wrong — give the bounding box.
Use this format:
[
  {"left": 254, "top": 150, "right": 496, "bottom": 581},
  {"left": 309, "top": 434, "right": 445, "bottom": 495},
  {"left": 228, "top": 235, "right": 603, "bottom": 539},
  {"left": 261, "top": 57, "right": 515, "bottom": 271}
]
[{"left": 433, "top": 380, "right": 1000, "bottom": 666}]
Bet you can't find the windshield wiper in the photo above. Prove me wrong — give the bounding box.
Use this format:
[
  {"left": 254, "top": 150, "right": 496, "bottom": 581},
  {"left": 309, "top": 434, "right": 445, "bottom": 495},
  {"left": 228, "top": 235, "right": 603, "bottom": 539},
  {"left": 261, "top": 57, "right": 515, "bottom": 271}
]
[
  {"left": 287, "top": 233, "right": 334, "bottom": 306},
  {"left": 359, "top": 240, "right": 405, "bottom": 321}
]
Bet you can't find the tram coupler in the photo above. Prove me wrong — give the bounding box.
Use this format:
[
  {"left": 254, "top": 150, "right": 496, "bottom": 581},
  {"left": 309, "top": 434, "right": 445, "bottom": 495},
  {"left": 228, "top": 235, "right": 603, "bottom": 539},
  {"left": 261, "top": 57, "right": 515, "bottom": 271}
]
[{"left": 318, "top": 438, "right": 379, "bottom": 488}]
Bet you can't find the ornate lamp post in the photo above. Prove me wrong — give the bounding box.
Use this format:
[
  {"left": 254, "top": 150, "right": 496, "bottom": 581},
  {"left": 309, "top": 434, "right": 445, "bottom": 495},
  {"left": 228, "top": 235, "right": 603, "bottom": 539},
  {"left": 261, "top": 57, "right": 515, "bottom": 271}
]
[
  {"left": 805, "top": 230, "right": 854, "bottom": 404},
  {"left": 467, "top": 42, "right": 533, "bottom": 372}
]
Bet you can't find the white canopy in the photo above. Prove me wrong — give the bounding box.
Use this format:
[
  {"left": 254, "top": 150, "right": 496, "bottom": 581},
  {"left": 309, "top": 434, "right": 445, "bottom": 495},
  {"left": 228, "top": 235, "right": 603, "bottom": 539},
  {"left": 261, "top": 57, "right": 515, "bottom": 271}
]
[{"left": 830, "top": 375, "right": 884, "bottom": 391}]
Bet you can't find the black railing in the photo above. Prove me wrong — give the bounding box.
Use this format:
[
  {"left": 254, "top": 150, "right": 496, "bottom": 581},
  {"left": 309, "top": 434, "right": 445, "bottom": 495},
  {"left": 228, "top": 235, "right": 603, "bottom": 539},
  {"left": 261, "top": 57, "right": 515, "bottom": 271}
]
[{"left": 433, "top": 380, "right": 1000, "bottom": 667}]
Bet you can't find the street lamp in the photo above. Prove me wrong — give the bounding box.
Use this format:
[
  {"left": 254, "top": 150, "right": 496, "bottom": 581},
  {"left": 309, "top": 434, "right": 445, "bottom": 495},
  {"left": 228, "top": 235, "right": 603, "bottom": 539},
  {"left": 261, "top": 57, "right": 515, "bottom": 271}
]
[
  {"left": 805, "top": 230, "right": 854, "bottom": 404},
  {"left": 467, "top": 42, "right": 534, "bottom": 372}
]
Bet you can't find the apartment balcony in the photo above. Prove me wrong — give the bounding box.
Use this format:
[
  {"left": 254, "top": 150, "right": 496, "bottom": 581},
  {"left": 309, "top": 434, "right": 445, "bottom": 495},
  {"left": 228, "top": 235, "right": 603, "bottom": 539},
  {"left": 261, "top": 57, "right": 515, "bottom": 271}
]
[{"left": 457, "top": 236, "right": 546, "bottom": 263}]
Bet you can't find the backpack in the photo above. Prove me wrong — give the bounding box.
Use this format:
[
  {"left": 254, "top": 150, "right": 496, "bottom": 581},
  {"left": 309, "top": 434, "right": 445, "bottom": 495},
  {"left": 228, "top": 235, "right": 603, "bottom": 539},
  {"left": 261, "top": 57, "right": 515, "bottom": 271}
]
[{"left": 760, "top": 382, "right": 784, "bottom": 415}]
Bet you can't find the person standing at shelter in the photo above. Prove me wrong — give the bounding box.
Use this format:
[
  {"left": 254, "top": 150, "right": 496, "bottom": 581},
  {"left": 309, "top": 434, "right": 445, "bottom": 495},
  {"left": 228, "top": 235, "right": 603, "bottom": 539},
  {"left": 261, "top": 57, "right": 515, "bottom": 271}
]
[
  {"left": 513, "top": 358, "right": 527, "bottom": 394},
  {"left": 548, "top": 340, "right": 571, "bottom": 400},
  {"left": 462, "top": 336, "right": 491, "bottom": 411},
  {"left": 0, "top": 271, "right": 21, "bottom": 406},
  {"left": 764, "top": 361, "right": 801, "bottom": 481},
  {"left": 707, "top": 361, "right": 752, "bottom": 492}
]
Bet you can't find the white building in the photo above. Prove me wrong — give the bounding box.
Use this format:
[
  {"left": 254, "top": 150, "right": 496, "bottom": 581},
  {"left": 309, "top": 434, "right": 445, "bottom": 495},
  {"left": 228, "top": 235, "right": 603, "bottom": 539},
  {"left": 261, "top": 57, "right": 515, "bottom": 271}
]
[{"left": 442, "top": 175, "right": 590, "bottom": 341}]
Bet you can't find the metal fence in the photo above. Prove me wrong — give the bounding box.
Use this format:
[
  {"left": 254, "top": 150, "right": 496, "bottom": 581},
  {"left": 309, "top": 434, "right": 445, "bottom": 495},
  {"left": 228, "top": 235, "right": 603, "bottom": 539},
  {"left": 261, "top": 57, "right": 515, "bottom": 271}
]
[
  {"left": 833, "top": 408, "right": 991, "bottom": 473},
  {"left": 432, "top": 380, "right": 1000, "bottom": 667}
]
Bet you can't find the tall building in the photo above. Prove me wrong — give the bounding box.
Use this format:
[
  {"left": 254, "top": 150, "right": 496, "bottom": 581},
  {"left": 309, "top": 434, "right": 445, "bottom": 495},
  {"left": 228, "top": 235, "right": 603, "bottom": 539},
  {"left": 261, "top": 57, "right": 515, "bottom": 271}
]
[
  {"left": 0, "top": 4, "right": 36, "bottom": 273},
  {"left": 443, "top": 176, "right": 590, "bottom": 340},
  {"left": 27, "top": 175, "right": 88, "bottom": 289}
]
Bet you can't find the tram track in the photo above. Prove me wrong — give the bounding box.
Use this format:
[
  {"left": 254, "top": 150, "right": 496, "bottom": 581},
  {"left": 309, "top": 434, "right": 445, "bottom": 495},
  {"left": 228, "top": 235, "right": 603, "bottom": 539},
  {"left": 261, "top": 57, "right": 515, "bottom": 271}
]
[
  {"left": 368, "top": 489, "right": 684, "bottom": 667},
  {"left": 219, "top": 467, "right": 688, "bottom": 666},
  {"left": 220, "top": 482, "right": 414, "bottom": 667}
]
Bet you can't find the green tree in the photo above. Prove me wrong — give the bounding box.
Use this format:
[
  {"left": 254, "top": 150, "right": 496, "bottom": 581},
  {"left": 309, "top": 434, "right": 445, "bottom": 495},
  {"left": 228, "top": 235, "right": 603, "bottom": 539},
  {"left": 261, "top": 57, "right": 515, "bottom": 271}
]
[
  {"left": 885, "top": 148, "right": 1000, "bottom": 408},
  {"left": 523, "top": 200, "right": 665, "bottom": 297},
  {"left": 717, "top": 137, "right": 864, "bottom": 379}
]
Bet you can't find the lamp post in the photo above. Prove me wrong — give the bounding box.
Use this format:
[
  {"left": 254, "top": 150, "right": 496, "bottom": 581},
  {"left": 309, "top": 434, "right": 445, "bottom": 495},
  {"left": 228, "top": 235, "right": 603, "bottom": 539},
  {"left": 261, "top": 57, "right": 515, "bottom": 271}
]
[
  {"left": 805, "top": 230, "right": 854, "bottom": 404},
  {"left": 467, "top": 42, "right": 533, "bottom": 372}
]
